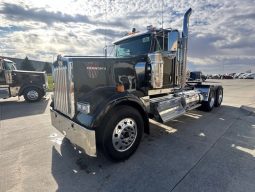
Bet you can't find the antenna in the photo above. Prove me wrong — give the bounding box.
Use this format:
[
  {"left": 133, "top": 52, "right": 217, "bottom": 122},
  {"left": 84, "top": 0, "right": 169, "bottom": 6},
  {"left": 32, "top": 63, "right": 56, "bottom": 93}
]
[
  {"left": 161, "top": 0, "right": 165, "bottom": 50},
  {"left": 104, "top": 0, "right": 108, "bottom": 57},
  {"left": 161, "top": 0, "right": 164, "bottom": 29}
]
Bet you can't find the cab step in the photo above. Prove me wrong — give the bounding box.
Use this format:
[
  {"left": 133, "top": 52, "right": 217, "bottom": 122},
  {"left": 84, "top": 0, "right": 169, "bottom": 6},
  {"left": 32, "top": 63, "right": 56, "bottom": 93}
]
[{"left": 150, "top": 95, "right": 185, "bottom": 123}]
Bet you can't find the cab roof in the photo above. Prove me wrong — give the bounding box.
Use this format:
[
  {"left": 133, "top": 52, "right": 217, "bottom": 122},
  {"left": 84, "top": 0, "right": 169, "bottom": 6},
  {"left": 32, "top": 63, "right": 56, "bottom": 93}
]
[
  {"left": 0, "top": 58, "right": 14, "bottom": 63},
  {"left": 113, "top": 31, "right": 150, "bottom": 45},
  {"left": 113, "top": 28, "right": 175, "bottom": 45}
]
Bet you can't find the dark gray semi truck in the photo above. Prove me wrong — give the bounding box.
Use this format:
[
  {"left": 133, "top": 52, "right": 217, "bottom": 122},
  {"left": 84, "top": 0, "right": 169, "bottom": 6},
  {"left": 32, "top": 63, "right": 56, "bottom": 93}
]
[
  {"left": 0, "top": 58, "right": 48, "bottom": 102},
  {"left": 50, "top": 8, "right": 223, "bottom": 161}
]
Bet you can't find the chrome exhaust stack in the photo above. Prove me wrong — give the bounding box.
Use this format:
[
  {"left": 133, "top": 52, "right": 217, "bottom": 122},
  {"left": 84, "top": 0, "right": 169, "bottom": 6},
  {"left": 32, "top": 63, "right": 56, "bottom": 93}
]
[{"left": 181, "top": 8, "right": 192, "bottom": 88}]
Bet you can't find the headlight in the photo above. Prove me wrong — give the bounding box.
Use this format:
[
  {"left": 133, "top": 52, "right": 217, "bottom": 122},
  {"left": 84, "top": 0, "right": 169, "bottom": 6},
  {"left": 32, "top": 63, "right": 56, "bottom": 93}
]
[{"left": 77, "top": 102, "right": 90, "bottom": 114}]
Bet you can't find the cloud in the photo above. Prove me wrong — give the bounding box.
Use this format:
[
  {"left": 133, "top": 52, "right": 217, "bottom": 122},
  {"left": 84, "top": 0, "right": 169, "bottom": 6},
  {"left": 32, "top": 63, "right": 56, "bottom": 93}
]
[
  {"left": 91, "top": 28, "right": 124, "bottom": 38},
  {"left": 0, "top": 0, "right": 254, "bottom": 73},
  {"left": 0, "top": 3, "right": 91, "bottom": 25},
  {"left": 233, "top": 13, "right": 255, "bottom": 20}
]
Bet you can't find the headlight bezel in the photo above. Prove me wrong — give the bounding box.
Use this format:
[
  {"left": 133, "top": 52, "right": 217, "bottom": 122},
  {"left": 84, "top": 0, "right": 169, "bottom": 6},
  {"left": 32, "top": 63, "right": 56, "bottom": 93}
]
[{"left": 77, "top": 102, "right": 90, "bottom": 114}]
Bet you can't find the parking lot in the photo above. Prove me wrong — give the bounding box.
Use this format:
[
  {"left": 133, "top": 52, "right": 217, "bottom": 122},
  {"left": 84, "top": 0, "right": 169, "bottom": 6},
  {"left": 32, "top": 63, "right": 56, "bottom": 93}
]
[{"left": 0, "top": 79, "right": 255, "bottom": 192}]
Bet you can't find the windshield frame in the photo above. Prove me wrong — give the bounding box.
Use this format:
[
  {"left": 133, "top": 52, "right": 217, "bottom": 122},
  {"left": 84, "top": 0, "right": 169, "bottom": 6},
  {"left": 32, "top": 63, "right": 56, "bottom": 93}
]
[
  {"left": 115, "top": 33, "right": 153, "bottom": 57},
  {"left": 4, "top": 61, "right": 17, "bottom": 70}
]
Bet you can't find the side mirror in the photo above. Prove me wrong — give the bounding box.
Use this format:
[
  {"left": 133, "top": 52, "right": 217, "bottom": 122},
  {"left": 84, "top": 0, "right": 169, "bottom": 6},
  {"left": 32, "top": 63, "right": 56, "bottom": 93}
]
[{"left": 168, "top": 31, "right": 179, "bottom": 52}]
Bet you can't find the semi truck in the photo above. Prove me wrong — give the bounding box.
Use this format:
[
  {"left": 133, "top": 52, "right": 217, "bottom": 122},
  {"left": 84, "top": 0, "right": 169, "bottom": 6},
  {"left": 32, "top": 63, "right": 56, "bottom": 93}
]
[
  {"left": 189, "top": 71, "right": 207, "bottom": 82},
  {"left": 0, "top": 58, "right": 48, "bottom": 102},
  {"left": 50, "top": 8, "right": 223, "bottom": 161}
]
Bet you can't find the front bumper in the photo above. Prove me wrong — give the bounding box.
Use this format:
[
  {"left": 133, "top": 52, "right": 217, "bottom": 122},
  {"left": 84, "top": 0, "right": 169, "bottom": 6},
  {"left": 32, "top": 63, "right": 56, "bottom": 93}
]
[{"left": 50, "top": 109, "right": 96, "bottom": 157}]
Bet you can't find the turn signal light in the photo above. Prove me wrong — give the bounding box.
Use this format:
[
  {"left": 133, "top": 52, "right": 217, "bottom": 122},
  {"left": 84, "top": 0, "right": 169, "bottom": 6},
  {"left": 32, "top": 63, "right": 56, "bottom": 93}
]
[{"left": 116, "top": 84, "right": 124, "bottom": 93}]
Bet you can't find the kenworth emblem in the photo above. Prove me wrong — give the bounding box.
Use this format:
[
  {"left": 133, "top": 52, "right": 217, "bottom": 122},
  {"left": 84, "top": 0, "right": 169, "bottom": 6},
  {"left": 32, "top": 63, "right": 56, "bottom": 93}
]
[{"left": 86, "top": 64, "right": 106, "bottom": 79}]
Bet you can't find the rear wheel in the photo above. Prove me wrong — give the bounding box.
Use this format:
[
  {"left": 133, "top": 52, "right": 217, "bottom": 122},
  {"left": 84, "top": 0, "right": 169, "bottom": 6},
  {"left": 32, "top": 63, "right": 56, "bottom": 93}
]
[
  {"left": 97, "top": 106, "right": 144, "bottom": 161},
  {"left": 215, "top": 87, "right": 223, "bottom": 107},
  {"left": 23, "top": 87, "right": 43, "bottom": 102},
  {"left": 200, "top": 88, "right": 216, "bottom": 112}
]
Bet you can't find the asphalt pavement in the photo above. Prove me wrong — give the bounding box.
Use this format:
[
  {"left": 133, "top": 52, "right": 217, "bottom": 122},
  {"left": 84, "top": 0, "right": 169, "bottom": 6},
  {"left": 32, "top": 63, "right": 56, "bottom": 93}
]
[{"left": 0, "top": 79, "right": 255, "bottom": 192}]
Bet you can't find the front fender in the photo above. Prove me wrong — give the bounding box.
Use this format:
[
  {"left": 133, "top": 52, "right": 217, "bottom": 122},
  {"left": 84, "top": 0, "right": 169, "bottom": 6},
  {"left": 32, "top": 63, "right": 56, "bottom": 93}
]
[
  {"left": 18, "top": 83, "right": 45, "bottom": 96},
  {"left": 75, "top": 89, "right": 149, "bottom": 134}
]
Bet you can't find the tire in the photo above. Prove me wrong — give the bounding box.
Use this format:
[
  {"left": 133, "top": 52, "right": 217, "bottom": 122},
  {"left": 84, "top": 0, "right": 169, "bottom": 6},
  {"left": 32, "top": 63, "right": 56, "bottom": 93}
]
[
  {"left": 62, "top": 137, "right": 71, "bottom": 144},
  {"left": 97, "top": 106, "right": 144, "bottom": 161},
  {"left": 23, "top": 87, "right": 43, "bottom": 102},
  {"left": 215, "top": 87, "right": 223, "bottom": 107},
  {"left": 200, "top": 88, "right": 216, "bottom": 112}
]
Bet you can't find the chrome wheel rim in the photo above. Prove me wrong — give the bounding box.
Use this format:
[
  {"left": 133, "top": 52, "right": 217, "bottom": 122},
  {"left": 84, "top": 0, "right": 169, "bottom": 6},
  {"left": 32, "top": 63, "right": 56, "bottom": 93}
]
[
  {"left": 210, "top": 95, "right": 215, "bottom": 108},
  {"left": 112, "top": 118, "right": 137, "bottom": 152},
  {"left": 27, "top": 90, "right": 39, "bottom": 100},
  {"left": 218, "top": 90, "right": 223, "bottom": 104}
]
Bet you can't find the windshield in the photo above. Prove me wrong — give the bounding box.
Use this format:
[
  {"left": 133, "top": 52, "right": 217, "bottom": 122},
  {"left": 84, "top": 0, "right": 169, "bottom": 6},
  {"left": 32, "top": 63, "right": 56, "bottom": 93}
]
[
  {"left": 115, "top": 34, "right": 151, "bottom": 57},
  {"left": 5, "top": 61, "right": 17, "bottom": 70}
]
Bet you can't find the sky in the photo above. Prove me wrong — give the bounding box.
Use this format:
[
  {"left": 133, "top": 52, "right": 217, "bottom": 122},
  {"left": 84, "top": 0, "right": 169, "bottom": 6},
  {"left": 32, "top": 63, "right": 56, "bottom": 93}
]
[{"left": 0, "top": 0, "right": 255, "bottom": 74}]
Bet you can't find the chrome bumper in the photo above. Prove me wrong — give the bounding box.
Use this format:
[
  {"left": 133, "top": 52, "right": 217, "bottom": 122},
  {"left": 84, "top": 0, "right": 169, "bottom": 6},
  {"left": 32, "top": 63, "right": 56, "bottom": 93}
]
[{"left": 50, "top": 109, "right": 96, "bottom": 157}]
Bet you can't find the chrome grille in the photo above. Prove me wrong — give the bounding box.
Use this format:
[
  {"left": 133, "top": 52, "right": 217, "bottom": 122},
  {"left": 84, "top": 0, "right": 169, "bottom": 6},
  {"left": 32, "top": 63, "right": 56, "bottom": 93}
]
[{"left": 53, "top": 60, "right": 75, "bottom": 118}]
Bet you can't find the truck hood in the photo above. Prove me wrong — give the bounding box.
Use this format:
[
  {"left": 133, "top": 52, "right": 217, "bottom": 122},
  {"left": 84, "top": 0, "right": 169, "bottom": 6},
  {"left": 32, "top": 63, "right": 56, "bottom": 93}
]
[{"left": 12, "top": 70, "right": 46, "bottom": 86}]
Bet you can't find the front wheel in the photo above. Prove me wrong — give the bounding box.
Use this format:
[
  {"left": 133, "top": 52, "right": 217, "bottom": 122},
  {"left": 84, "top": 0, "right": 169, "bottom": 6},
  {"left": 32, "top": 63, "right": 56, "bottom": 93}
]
[
  {"left": 23, "top": 87, "right": 43, "bottom": 102},
  {"left": 97, "top": 106, "right": 144, "bottom": 161}
]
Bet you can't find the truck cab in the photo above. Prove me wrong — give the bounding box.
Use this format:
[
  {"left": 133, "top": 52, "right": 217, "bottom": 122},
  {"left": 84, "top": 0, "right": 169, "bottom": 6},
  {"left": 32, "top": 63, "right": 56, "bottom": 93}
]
[
  {"left": 113, "top": 28, "right": 181, "bottom": 90},
  {"left": 50, "top": 8, "right": 223, "bottom": 161},
  {"left": 188, "top": 71, "right": 207, "bottom": 82},
  {"left": 0, "top": 58, "right": 48, "bottom": 102},
  {"left": 0, "top": 58, "right": 16, "bottom": 84}
]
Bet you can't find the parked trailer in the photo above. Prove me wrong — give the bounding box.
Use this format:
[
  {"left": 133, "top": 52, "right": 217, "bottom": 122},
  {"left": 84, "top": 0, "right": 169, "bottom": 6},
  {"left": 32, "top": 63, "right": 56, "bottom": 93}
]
[{"left": 50, "top": 8, "right": 223, "bottom": 161}]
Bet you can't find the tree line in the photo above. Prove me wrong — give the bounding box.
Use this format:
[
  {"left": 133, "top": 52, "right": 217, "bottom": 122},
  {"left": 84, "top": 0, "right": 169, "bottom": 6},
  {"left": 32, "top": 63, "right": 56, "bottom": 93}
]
[{"left": 21, "top": 56, "right": 52, "bottom": 74}]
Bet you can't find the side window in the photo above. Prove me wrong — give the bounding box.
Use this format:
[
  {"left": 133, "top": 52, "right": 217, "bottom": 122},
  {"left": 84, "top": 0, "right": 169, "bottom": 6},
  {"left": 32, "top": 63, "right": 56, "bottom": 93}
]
[
  {"left": 155, "top": 36, "right": 168, "bottom": 51},
  {"left": 4, "top": 61, "right": 16, "bottom": 70},
  {"left": 3, "top": 62, "right": 7, "bottom": 70}
]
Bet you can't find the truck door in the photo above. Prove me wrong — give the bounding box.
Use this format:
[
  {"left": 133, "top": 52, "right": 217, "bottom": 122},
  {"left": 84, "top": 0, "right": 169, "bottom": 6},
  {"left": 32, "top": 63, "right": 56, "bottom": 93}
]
[
  {"left": 2, "top": 60, "right": 14, "bottom": 85},
  {"left": 0, "top": 60, "right": 11, "bottom": 98}
]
